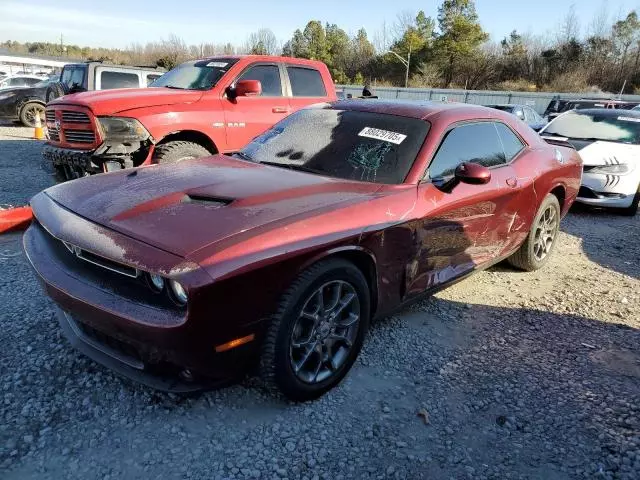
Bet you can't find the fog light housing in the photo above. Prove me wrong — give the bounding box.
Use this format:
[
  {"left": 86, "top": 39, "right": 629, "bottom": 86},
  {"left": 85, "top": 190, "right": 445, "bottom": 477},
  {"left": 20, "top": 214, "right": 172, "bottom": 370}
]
[
  {"left": 169, "top": 280, "right": 188, "bottom": 305},
  {"left": 148, "top": 273, "right": 165, "bottom": 292}
]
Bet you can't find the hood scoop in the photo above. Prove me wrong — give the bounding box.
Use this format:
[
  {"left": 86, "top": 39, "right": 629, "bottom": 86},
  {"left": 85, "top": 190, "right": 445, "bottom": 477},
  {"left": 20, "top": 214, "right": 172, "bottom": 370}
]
[{"left": 181, "top": 193, "right": 234, "bottom": 208}]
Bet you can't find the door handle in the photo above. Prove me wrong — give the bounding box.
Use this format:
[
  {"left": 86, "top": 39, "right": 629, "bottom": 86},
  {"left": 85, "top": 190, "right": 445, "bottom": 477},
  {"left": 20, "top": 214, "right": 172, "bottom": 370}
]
[
  {"left": 506, "top": 177, "right": 518, "bottom": 188},
  {"left": 272, "top": 107, "right": 290, "bottom": 114}
]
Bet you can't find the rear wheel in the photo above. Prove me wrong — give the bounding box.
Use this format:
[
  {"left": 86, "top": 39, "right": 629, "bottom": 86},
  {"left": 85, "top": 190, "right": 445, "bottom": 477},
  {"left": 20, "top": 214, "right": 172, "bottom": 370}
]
[
  {"left": 19, "top": 102, "right": 45, "bottom": 127},
  {"left": 45, "top": 82, "right": 68, "bottom": 103},
  {"left": 508, "top": 194, "right": 561, "bottom": 271},
  {"left": 152, "top": 141, "right": 211, "bottom": 164},
  {"left": 260, "top": 259, "right": 370, "bottom": 401}
]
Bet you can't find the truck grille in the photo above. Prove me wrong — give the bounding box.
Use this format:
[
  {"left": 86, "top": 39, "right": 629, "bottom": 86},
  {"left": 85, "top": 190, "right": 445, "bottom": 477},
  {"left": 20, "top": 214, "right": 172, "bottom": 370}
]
[
  {"left": 64, "top": 129, "right": 96, "bottom": 144},
  {"left": 45, "top": 107, "right": 98, "bottom": 147},
  {"left": 62, "top": 111, "right": 91, "bottom": 123}
]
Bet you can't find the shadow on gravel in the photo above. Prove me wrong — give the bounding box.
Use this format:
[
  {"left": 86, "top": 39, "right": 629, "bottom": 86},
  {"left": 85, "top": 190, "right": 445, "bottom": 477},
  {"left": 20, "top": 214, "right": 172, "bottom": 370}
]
[
  {"left": 0, "top": 139, "right": 55, "bottom": 206},
  {"left": 562, "top": 206, "right": 639, "bottom": 280}
]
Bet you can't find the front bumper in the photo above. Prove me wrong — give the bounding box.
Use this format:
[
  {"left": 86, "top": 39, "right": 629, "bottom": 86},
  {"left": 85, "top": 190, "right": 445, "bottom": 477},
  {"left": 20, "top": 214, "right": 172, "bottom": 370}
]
[
  {"left": 23, "top": 216, "right": 256, "bottom": 392},
  {"left": 576, "top": 171, "right": 639, "bottom": 208},
  {"left": 43, "top": 141, "right": 152, "bottom": 181}
]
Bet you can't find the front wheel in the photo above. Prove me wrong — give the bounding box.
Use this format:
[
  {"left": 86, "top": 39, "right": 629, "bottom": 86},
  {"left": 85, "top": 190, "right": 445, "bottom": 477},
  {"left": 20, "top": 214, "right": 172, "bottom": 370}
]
[
  {"left": 152, "top": 141, "right": 211, "bottom": 164},
  {"left": 259, "top": 258, "right": 371, "bottom": 401},
  {"left": 507, "top": 193, "right": 561, "bottom": 271},
  {"left": 19, "top": 102, "right": 45, "bottom": 127}
]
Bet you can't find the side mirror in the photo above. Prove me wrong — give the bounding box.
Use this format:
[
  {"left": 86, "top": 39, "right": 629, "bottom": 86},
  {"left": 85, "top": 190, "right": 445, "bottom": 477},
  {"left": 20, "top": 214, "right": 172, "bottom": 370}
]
[
  {"left": 229, "top": 79, "right": 261, "bottom": 99},
  {"left": 454, "top": 162, "right": 491, "bottom": 185},
  {"left": 515, "top": 110, "right": 525, "bottom": 120}
]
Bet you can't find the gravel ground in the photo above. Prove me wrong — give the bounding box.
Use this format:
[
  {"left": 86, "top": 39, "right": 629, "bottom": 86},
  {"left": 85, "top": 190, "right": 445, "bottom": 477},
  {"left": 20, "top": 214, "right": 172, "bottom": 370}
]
[{"left": 0, "top": 127, "right": 638, "bottom": 480}]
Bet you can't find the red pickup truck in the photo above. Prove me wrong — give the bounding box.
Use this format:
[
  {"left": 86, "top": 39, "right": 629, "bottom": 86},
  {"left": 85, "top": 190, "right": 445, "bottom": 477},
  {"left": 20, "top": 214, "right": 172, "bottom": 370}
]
[{"left": 43, "top": 56, "right": 336, "bottom": 180}]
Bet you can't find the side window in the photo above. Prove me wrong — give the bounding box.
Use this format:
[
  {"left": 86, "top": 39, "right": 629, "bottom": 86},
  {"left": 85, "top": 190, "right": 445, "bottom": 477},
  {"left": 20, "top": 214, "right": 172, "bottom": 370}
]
[
  {"left": 427, "top": 122, "right": 507, "bottom": 179},
  {"left": 24, "top": 78, "right": 41, "bottom": 86},
  {"left": 61, "top": 68, "right": 85, "bottom": 88},
  {"left": 287, "top": 66, "right": 327, "bottom": 97},
  {"left": 8, "top": 78, "right": 25, "bottom": 86},
  {"left": 100, "top": 71, "right": 140, "bottom": 89},
  {"left": 146, "top": 74, "right": 162, "bottom": 86},
  {"left": 494, "top": 123, "right": 525, "bottom": 160},
  {"left": 237, "top": 65, "right": 282, "bottom": 97},
  {"left": 523, "top": 107, "right": 535, "bottom": 122}
]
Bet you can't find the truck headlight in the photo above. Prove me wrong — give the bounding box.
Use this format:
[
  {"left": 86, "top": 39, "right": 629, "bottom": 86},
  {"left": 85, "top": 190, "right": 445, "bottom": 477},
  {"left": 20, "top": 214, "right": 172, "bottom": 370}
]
[{"left": 98, "top": 117, "right": 150, "bottom": 141}]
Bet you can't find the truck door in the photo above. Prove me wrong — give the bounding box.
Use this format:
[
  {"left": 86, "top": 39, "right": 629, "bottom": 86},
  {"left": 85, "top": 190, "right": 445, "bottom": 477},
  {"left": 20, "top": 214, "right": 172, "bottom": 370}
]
[{"left": 223, "top": 63, "right": 290, "bottom": 152}]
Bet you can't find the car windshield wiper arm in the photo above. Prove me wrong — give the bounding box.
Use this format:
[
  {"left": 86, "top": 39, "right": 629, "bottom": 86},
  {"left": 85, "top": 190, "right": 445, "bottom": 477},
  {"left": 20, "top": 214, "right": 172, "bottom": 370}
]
[
  {"left": 163, "top": 85, "right": 186, "bottom": 90},
  {"left": 259, "top": 161, "right": 317, "bottom": 174},
  {"left": 233, "top": 151, "right": 256, "bottom": 162}
]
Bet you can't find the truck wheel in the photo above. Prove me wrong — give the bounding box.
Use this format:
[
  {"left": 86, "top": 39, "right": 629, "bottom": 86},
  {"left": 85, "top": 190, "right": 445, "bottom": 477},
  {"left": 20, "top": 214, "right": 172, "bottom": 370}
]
[
  {"left": 46, "top": 82, "right": 68, "bottom": 103},
  {"left": 19, "top": 102, "right": 45, "bottom": 127},
  {"left": 153, "top": 141, "right": 211, "bottom": 164},
  {"left": 507, "top": 193, "right": 561, "bottom": 272}
]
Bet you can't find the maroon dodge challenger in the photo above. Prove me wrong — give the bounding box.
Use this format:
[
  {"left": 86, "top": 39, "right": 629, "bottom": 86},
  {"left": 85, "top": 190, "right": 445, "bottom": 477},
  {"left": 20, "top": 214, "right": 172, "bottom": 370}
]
[{"left": 23, "top": 100, "right": 582, "bottom": 400}]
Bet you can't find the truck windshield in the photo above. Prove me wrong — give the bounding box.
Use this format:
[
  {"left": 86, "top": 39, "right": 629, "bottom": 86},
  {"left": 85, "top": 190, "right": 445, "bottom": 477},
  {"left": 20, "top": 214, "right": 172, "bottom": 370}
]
[
  {"left": 151, "top": 59, "right": 238, "bottom": 90},
  {"left": 240, "top": 106, "right": 429, "bottom": 184},
  {"left": 543, "top": 111, "right": 640, "bottom": 144}
]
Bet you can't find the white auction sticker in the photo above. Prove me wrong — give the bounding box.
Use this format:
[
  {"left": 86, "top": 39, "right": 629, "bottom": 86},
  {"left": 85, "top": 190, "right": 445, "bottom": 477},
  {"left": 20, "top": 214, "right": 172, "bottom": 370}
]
[
  {"left": 206, "top": 61, "right": 228, "bottom": 68},
  {"left": 618, "top": 116, "right": 640, "bottom": 123},
  {"left": 358, "top": 127, "right": 406, "bottom": 144}
]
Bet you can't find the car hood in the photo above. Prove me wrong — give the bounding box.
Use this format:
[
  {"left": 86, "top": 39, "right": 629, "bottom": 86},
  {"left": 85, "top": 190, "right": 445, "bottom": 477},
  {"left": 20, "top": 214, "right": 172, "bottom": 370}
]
[
  {"left": 572, "top": 139, "right": 640, "bottom": 166},
  {"left": 49, "top": 87, "right": 203, "bottom": 115},
  {"left": 42, "top": 155, "right": 385, "bottom": 258}
]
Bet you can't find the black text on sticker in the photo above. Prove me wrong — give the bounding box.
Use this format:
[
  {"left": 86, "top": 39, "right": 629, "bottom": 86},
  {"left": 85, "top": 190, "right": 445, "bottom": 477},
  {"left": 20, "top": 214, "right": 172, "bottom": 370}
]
[{"left": 358, "top": 127, "right": 407, "bottom": 145}]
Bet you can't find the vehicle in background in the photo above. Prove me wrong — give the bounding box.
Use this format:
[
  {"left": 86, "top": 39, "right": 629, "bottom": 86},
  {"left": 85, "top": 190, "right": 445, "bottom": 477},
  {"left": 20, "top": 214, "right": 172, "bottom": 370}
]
[
  {"left": 24, "top": 101, "right": 581, "bottom": 400},
  {"left": 45, "top": 62, "right": 165, "bottom": 103},
  {"left": 0, "top": 75, "right": 60, "bottom": 127},
  {"left": 43, "top": 56, "right": 337, "bottom": 180},
  {"left": 546, "top": 98, "right": 640, "bottom": 121},
  {"left": 540, "top": 108, "right": 640, "bottom": 215},
  {"left": 485, "top": 104, "right": 546, "bottom": 131},
  {"left": 0, "top": 74, "right": 47, "bottom": 90}
]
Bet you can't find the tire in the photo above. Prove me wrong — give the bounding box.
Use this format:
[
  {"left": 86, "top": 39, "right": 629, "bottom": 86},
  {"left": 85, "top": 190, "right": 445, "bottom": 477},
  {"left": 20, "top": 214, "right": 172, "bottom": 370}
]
[
  {"left": 619, "top": 186, "right": 639, "bottom": 216},
  {"left": 45, "top": 82, "right": 68, "bottom": 103},
  {"left": 259, "top": 258, "right": 371, "bottom": 401},
  {"left": 152, "top": 141, "right": 211, "bottom": 164},
  {"left": 19, "top": 102, "right": 45, "bottom": 127},
  {"left": 508, "top": 193, "right": 561, "bottom": 272}
]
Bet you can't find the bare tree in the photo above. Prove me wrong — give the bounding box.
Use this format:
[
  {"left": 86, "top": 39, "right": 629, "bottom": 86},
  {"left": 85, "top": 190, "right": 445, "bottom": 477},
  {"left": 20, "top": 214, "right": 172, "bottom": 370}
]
[
  {"left": 245, "top": 28, "right": 279, "bottom": 55},
  {"left": 557, "top": 4, "right": 581, "bottom": 43},
  {"left": 373, "top": 20, "right": 389, "bottom": 53},
  {"left": 393, "top": 10, "right": 415, "bottom": 42},
  {"left": 587, "top": 1, "right": 611, "bottom": 39}
]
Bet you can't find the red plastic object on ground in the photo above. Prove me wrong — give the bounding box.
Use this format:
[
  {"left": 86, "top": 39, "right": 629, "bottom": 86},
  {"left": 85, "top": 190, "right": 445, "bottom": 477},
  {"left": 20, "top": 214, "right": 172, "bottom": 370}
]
[{"left": 0, "top": 206, "right": 33, "bottom": 233}]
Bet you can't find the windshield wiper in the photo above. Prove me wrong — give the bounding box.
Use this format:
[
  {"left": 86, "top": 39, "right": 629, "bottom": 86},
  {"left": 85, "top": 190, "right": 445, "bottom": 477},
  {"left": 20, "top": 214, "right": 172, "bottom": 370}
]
[
  {"left": 259, "top": 161, "right": 317, "bottom": 174},
  {"left": 233, "top": 151, "right": 255, "bottom": 162},
  {"left": 163, "top": 85, "right": 186, "bottom": 90}
]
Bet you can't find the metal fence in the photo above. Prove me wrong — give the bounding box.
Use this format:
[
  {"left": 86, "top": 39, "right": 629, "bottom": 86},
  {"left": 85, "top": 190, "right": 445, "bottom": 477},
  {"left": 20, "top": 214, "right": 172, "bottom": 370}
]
[{"left": 338, "top": 85, "right": 640, "bottom": 115}]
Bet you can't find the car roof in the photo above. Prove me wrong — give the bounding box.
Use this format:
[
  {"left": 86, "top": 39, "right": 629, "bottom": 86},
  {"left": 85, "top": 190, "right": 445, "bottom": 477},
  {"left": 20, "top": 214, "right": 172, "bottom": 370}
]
[
  {"left": 563, "top": 108, "right": 640, "bottom": 118},
  {"left": 329, "top": 99, "right": 513, "bottom": 122},
  {"left": 198, "top": 55, "right": 328, "bottom": 67}
]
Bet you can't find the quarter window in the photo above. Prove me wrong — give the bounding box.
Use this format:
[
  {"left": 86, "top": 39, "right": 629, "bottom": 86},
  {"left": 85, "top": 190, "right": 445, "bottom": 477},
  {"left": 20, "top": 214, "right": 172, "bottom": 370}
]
[
  {"left": 100, "top": 71, "right": 140, "bottom": 89},
  {"left": 494, "top": 123, "right": 525, "bottom": 160},
  {"left": 427, "top": 122, "right": 515, "bottom": 179},
  {"left": 287, "top": 67, "right": 326, "bottom": 97},
  {"left": 237, "top": 65, "right": 282, "bottom": 97}
]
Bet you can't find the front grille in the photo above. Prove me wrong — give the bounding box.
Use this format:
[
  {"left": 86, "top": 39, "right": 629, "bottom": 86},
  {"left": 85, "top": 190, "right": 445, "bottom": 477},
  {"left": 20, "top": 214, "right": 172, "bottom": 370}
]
[
  {"left": 62, "top": 240, "right": 140, "bottom": 278},
  {"left": 45, "top": 110, "right": 55, "bottom": 123},
  {"left": 64, "top": 129, "right": 96, "bottom": 144},
  {"left": 62, "top": 111, "right": 90, "bottom": 123},
  {"left": 48, "top": 128, "right": 60, "bottom": 141},
  {"left": 74, "top": 319, "right": 144, "bottom": 365}
]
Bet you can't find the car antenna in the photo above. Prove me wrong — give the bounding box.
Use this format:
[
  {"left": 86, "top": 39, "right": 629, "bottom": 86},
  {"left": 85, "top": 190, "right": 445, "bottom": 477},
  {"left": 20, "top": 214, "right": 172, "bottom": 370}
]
[{"left": 618, "top": 79, "right": 627, "bottom": 100}]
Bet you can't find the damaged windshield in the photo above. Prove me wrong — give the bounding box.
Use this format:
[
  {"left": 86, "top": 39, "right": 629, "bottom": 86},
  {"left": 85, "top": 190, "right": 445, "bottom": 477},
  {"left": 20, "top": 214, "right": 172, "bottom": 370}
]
[
  {"left": 151, "top": 58, "right": 238, "bottom": 90},
  {"left": 240, "top": 107, "right": 429, "bottom": 184}
]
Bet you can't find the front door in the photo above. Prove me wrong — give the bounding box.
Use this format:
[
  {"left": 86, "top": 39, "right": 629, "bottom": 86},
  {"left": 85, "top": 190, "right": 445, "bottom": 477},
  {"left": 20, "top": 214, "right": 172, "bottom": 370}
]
[
  {"left": 405, "top": 121, "right": 527, "bottom": 297},
  {"left": 223, "top": 63, "right": 290, "bottom": 152}
]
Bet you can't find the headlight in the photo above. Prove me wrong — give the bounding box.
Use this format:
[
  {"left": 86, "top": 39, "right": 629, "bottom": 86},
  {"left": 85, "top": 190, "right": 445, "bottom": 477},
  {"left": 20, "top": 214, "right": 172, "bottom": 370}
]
[
  {"left": 169, "top": 280, "right": 188, "bottom": 305},
  {"left": 98, "top": 117, "right": 150, "bottom": 141},
  {"left": 147, "top": 273, "right": 165, "bottom": 292},
  {"left": 0, "top": 92, "right": 15, "bottom": 101},
  {"left": 588, "top": 163, "right": 632, "bottom": 175}
]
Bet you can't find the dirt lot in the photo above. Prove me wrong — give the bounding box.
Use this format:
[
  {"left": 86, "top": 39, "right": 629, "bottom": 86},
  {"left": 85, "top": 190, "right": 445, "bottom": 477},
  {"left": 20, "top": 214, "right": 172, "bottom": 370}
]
[{"left": 0, "top": 126, "right": 638, "bottom": 480}]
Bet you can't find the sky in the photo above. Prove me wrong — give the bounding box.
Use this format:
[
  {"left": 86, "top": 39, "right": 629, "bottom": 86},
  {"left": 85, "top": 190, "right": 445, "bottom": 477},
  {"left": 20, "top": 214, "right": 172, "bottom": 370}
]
[{"left": 0, "top": 0, "right": 639, "bottom": 50}]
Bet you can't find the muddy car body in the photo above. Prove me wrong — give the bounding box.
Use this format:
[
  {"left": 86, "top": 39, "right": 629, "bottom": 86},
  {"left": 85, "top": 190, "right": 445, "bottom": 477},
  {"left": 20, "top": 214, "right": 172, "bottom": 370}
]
[{"left": 24, "top": 100, "right": 582, "bottom": 400}]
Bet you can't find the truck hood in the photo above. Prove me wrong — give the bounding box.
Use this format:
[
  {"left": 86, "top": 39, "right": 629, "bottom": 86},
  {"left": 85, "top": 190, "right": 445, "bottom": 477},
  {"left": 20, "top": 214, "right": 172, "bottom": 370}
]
[
  {"left": 49, "top": 87, "right": 203, "bottom": 115},
  {"left": 42, "top": 155, "right": 385, "bottom": 258}
]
